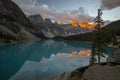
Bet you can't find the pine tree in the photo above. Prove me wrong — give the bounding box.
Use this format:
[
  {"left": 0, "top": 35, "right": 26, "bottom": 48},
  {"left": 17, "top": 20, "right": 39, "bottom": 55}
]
[
  {"left": 90, "top": 43, "right": 97, "bottom": 64},
  {"left": 90, "top": 9, "right": 106, "bottom": 64}
]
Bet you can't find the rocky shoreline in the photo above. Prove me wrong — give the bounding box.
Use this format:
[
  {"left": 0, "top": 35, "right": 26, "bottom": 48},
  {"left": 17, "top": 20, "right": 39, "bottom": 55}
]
[{"left": 57, "top": 48, "right": 120, "bottom": 80}]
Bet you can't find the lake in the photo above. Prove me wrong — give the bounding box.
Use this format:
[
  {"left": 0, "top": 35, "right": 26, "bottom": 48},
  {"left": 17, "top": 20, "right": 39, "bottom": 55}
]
[{"left": 0, "top": 40, "right": 115, "bottom": 80}]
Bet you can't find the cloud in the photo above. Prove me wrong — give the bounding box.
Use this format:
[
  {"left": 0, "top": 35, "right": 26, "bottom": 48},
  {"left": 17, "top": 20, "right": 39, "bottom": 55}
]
[
  {"left": 12, "top": 0, "right": 50, "bottom": 15},
  {"left": 101, "top": 0, "right": 120, "bottom": 10},
  {"left": 55, "top": 7, "right": 94, "bottom": 23},
  {"left": 12, "top": 0, "right": 94, "bottom": 23}
]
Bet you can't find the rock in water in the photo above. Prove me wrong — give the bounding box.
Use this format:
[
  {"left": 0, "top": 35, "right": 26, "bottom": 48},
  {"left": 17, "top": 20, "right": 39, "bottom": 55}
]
[{"left": 107, "top": 48, "right": 120, "bottom": 64}]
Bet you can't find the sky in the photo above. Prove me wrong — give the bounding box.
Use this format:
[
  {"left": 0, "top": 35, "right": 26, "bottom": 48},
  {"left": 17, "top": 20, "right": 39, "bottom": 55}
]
[{"left": 12, "top": 0, "right": 120, "bottom": 23}]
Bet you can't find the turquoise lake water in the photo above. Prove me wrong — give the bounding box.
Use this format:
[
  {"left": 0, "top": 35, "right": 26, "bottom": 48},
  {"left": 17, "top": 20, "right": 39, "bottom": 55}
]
[{"left": 0, "top": 40, "right": 116, "bottom": 80}]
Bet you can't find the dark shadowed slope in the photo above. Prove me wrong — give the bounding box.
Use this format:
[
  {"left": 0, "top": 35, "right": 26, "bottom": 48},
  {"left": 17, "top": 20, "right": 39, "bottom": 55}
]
[{"left": 0, "top": 0, "right": 39, "bottom": 43}]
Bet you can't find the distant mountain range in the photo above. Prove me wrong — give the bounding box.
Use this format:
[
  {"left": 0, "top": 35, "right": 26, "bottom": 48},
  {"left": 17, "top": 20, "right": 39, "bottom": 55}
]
[
  {"left": 64, "top": 20, "right": 120, "bottom": 43},
  {"left": 60, "top": 24, "right": 92, "bottom": 34},
  {"left": 0, "top": 0, "right": 119, "bottom": 43},
  {"left": 0, "top": 0, "right": 92, "bottom": 43},
  {"left": 28, "top": 14, "right": 92, "bottom": 38}
]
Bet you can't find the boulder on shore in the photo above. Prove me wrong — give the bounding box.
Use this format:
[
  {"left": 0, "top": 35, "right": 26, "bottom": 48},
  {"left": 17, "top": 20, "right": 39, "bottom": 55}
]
[
  {"left": 57, "top": 48, "right": 120, "bottom": 80},
  {"left": 107, "top": 48, "right": 120, "bottom": 64}
]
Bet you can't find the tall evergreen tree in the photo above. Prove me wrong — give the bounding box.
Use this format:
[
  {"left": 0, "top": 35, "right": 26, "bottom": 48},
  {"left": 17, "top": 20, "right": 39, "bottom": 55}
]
[{"left": 90, "top": 9, "right": 106, "bottom": 64}]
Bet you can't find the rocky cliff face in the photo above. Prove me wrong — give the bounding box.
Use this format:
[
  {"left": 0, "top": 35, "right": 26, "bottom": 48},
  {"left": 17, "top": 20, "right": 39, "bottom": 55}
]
[
  {"left": 0, "top": 0, "right": 35, "bottom": 30},
  {"left": 28, "top": 15, "right": 64, "bottom": 38},
  {"left": 28, "top": 14, "right": 48, "bottom": 32},
  {"left": 57, "top": 48, "right": 120, "bottom": 80},
  {"left": 45, "top": 18, "right": 64, "bottom": 36},
  {"left": 0, "top": 0, "right": 38, "bottom": 43}
]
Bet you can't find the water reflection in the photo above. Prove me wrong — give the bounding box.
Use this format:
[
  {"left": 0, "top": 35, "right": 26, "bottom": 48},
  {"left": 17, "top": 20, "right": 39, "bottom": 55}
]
[
  {"left": 9, "top": 53, "right": 90, "bottom": 80},
  {"left": 0, "top": 40, "right": 116, "bottom": 80}
]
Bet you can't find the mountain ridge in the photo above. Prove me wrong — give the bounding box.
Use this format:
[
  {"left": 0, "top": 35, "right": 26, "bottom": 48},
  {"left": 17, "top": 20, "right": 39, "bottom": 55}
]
[
  {"left": 0, "top": 0, "right": 39, "bottom": 43},
  {"left": 64, "top": 20, "right": 120, "bottom": 44}
]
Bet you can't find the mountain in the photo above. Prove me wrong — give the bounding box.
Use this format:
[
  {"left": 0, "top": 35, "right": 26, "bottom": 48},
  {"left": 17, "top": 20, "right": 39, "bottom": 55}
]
[
  {"left": 28, "top": 14, "right": 48, "bottom": 32},
  {"left": 28, "top": 15, "right": 64, "bottom": 38},
  {"left": 103, "top": 20, "right": 120, "bottom": 35},
  {"left": 45, "top": 18, "right": 64, "bottom": 36},
  {"left": 61, "top": 24, "right": 91, "bottom": 34},
  {"left": 0, "top": 0, "right": 38, "bottom": 43},
  {"left": 28, "top": 14, "right": 93, "bottom": 38},
  {"left": 28, "top": 14, "right": 48, "bottom": 38},
  {"left": 64, "top": 20, "right": 120, "bottom": 43}
]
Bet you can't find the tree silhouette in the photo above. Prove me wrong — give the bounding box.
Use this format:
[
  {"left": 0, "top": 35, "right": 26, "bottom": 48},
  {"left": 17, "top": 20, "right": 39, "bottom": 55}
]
[
  {"left": 90, "top": 9, "right": 106, "bottom": 64},
  {"left": 90, "top": 43, "right": 97, "bottom": 64}
]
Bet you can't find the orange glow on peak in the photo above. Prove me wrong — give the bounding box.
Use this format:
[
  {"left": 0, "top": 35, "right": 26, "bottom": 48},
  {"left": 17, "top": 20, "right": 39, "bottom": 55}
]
[
  {"left": 69, "top": 21, "right": 79, "bottom": 27},
  {"left": 80, "top": 22, "right": 96, "bottom": 29}
]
